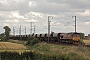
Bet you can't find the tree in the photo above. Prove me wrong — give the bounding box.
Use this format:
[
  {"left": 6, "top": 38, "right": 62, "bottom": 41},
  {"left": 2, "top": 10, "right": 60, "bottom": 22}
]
[
  {"left": 0, "top": 33, "right": 4, "bottom": 38},
  {"left": 3, "top": 26, "right": 11, "bottom": 41},
  {"left": 0, "top": 33, "right": 5, "bottom": 41},
  {"left": 79, "top": 33, "right": 84, "bottom": 39}
]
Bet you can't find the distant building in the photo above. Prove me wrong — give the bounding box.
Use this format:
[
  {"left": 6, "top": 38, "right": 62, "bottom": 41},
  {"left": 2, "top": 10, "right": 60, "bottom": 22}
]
[{"left": 87, "top": 34, "right": 90, "bottom": 39}]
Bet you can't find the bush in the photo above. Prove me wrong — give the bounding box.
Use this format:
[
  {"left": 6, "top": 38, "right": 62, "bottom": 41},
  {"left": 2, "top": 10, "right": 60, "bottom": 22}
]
[
  {"left": 0, "top": 51, "right": 86, "bottom": 60},
  {"left": 26, "top": 36, "right": 39, "bottom": 46},
  {"left": 0, "top": 51, "right": 21, "bottom": 60},
  {"left": 65, "top": 52, "right": 85, "bottom": 60},
  {"left": 1, "top": 36, "right": 7, "bottom": 41}
]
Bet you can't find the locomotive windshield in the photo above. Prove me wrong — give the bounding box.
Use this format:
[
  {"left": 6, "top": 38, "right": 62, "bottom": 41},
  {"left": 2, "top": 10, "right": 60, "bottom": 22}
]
[{"left": 73, "top": 34, "right": 80, "bottom": 37}]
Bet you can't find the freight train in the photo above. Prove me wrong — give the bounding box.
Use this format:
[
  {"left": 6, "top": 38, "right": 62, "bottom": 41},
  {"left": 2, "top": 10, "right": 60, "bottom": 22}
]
[{"left": 9, "top": 32, "right": 80, "bottom": 44}]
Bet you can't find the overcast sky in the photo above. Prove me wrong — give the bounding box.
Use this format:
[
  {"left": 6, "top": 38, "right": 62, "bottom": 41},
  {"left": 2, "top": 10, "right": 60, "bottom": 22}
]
[{"left": 0, "top": 0, "right": 90, "bottom": 36}]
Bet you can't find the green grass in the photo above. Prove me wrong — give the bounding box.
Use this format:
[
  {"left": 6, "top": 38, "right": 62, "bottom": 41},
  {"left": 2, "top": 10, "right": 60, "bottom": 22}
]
[
  {"left": 7, "top": 39, "right": 26, "bottom": 45},
  {"left": 1, "top": 40, "right": 90, "bottom": 60},
  {"left": 26, "top": 42, "right": 90, "bottom": 60}
]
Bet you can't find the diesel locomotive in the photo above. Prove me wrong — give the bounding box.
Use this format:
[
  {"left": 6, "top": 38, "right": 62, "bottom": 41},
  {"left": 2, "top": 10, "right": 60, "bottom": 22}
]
[{"left": 9, "top": 32, "right": 80, "bottom": 44}]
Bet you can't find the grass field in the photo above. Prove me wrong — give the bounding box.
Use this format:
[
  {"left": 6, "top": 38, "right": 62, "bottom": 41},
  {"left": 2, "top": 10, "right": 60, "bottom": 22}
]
[
  {"left": 83, "top": 39, "right": 90, "bottom": 45},
  {"left": 0, "top": 42, "right": 26, "bottom": 50},
  {"left": 0, "top": 40, "right": 90, "bottom": 59},
  {"left": 26, "top": 42, "right": 90, "bottom": 59}
]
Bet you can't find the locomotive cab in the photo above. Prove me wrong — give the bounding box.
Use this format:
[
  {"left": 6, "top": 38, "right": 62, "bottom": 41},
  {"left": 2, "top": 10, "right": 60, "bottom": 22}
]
[
  {"left": 72, "top": 33, "right": 80, "bottom": 43},
  {"left": 60, "top": 32, "right": 80, "bottom": 44}
]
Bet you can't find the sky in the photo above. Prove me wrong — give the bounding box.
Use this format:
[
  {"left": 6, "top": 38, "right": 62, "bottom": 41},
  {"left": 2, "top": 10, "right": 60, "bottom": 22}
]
[{"left": 0, "top": 0, "right": 90, "bottom": 36}]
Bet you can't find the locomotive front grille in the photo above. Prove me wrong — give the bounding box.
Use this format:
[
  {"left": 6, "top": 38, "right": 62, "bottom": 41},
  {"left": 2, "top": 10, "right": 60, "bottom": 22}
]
[{"left": 73, "top": 37, "right": 80, "bottom": 41}]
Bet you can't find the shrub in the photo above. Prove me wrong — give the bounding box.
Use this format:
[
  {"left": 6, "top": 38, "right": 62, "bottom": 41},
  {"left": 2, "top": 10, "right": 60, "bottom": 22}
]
[
  {"left": 26, "top": 36, "right": 39, "bottom": 46},
  {"left": 65, "top": 52, "right": 85, "bottom": 60},
  {"left": 1, "top": 36, "right": 7, "bottom": 41},
  {"left": 0, "top": 51, "right": 86, "bottom": 60},
  {"left": 0, "top": 51, "right": 21, "bottom": 60}
]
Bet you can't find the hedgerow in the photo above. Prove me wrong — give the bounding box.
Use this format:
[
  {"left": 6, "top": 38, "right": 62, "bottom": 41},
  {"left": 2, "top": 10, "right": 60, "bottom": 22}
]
[{"left": 0, "top": 51, "right": 85, "bottom": 60}]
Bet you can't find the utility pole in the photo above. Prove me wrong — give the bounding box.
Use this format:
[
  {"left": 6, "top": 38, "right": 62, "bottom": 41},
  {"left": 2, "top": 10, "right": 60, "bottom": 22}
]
[
  {"left": 13, "top": 27, "right": 15, "bottom": 35},
  {"left": 30, "top": 22, "right": 32, "bottom": 34},
  {"left": 30, "top": 22, "right": 34, "bottom": 34},
  {"left": 34, "top": 25, "right": 35, "bottom": 34},
  {"left": 25, "top": 27, "right": 26, "bottom": 35},
  {"left": 19, "top": 25, "right": 21, "bottom": 35},
  {"left": 72, "top": 16, "right": 76, "bottom": 33},
  {"left": 19, "top": 25, "right": 22, "bottom": 40},
  {"left": 48, "top": 16, "right": 53, "bottom": 43}
]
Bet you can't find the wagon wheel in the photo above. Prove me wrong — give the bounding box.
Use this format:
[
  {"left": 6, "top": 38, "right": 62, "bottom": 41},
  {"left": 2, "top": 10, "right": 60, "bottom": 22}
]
[{"left": 73, "top": 41, "right": 79, "bottom": 45}]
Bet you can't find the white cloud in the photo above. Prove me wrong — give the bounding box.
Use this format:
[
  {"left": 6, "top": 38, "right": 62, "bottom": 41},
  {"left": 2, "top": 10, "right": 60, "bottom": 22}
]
[
  {"left": 29, "top": 1, "right": 37, "bottom": 7},
  {"left": 0, "top": 11, "right": 27, "bottom": 20},
  {"left": 30, "top": 12, "right": 43, "bottom": 18},
  {"left": 84, "top": 22, "right": 90, "bottom": 25},
  {"left": 25, "top": 19, "right": 38, "bottom": 22},
  {"left": 0, "top": 0, "right": 90, "bottom": 35},
  {"left": 77, "top": 9, "right": 90, "bottom": 16},
  {"left": 4, "top": 19, "right": 19, "bottom": 23},
  {"left": 10, "top": 11, "right": 26, "bottom": 19},
  {"left": 0, "top": 0, "right": 8, "bottom": 4}
]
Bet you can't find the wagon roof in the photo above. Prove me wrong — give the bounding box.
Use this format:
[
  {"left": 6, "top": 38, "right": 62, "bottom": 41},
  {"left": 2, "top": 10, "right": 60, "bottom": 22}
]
[
  {"left": 52, "top": 33, "right": 61, "bottom": 37},
  {"left": 41, "top": 34, "right": 45, "bottom": 37},
  {"left": 37, "top": 34, "right": 40, "bottom": 37}
]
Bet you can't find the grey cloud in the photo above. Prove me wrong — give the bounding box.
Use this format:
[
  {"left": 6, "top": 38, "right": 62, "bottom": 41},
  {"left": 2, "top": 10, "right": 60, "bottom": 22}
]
[
  {"left": 0, "top": 0, "right": 30, "bottom": 14},
  {"left": 45, "top": 0, "right": 90, "bottom": 12},
  {"left": 0, "top": 0, "right": 88, "bottom": 15},
  {"left": 0, "top": 0, "right": 90, "bottom": 15},
  {"left": 0, "top": 0, "right": 90, "bottom": 35},
  {"left": 46, "top": 0, "right": 90, "bottom": 8},
  {"left": 30, "top": 0, "right": 71, "bottom": 14}
]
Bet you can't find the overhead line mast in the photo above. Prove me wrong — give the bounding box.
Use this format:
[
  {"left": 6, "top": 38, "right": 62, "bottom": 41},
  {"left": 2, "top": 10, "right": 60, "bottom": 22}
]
[{"left": 72, "top": 16, "right": 76, "bottom": 33}]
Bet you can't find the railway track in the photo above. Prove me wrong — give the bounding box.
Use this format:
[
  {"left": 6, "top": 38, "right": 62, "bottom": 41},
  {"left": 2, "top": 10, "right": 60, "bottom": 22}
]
[
  {"left": 85, "top": 44, "right": 90, "bottom": 47},
  {"left": 49, "top": 42, "right": 78, "bottom": 46}
]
